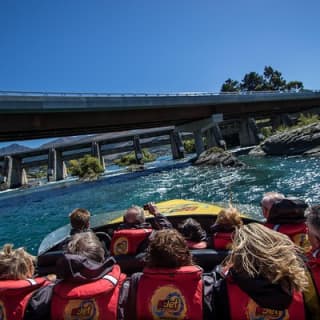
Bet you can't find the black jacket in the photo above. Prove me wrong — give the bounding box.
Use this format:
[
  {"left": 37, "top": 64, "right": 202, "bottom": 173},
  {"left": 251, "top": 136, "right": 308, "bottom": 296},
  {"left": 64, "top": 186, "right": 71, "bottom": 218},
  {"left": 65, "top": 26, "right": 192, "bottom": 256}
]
[{"left": 24, "top": 254, "right": 129, "bottom": 320}]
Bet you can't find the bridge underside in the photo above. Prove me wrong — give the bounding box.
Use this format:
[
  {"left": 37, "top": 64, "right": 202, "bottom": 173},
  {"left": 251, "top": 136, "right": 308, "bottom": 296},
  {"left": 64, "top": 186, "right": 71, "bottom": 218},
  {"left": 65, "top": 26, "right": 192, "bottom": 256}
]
[{"left": 1, "top": 95, "right": 320, "bottom": 141}]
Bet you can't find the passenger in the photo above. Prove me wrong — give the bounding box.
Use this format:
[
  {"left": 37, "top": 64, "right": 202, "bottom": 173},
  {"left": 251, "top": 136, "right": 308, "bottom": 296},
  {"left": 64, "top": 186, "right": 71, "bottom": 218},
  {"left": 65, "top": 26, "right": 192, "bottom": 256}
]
[
  {"left": 213, "top": 223, "right": 308, "bottom": 320},
  {"left": 110, "top": 202, "right": 172, "bottom": 256},
  {"left": 179, "top": 218, "right": 207, "bottom": 249},
  {"left": 209, "top": 206, "right": 243, "bottom": 250},
  {"left": 125, "top": 229, "right": 214, "bottom": 320},
  {"left": 27, "top": 231, "right": 128, "bottom": 320},
  {"left": 304, "top": 205, "right": 320, "bottom": 318},
  {"left": 69, "top": 207, "right": 91, "bottom": 235},
  {"left": 262, "top": 192, "right": 310, "bottom": 250},
  {"left": 0, "top": 244, "right": 50, "bottom": 320}
]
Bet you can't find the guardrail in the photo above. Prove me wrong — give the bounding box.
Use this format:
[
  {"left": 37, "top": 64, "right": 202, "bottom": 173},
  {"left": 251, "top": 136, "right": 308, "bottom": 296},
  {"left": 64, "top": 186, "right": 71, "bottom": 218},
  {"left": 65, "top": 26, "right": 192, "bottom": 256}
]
[{"left": 0, "top": 89, "right": 319, "bottom": 98}]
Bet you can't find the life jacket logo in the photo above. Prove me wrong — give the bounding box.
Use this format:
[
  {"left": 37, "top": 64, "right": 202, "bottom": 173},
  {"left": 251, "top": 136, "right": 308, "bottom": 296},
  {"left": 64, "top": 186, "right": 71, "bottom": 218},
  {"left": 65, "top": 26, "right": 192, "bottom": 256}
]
[
  {"left": 293, "top": 233, "right": 311, "bottom": 253},
  {"left": 64, "top": 299, "right": 99, "bottom": 320},
  {"left": 113, "top": 236, "right": 128, "bottom": 255},
  {"left": 246, "top": 299, "right": 289, "bottom": 320},
  {"left": 0, "top": 301, "right": 6, "bottom": 320},
  {"left": 150, "top": 285, "right": 187, "bottom": 320}
]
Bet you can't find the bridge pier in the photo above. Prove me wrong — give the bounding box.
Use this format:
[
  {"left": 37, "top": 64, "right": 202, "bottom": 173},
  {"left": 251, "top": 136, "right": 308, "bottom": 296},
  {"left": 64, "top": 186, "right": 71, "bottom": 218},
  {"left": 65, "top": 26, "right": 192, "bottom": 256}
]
[
  {"left": 194, "top": 130, "right": 205, "bottom": 156},
  {"left": 48, "top": 148, "right": 64, "bottom": 181},
  {"left": 3, "top": 156, "right": 22, "bottom": 188},
  {"left": 170, "top": 131, "right": 184, "bottom": 159},
  {"left": 133, "top": 136, "right": 143, "bottom": 164},
  {"left": 91, "top": 141, "right": 105, "bottom": 169},
  {"left": 239, "top": 118, "right": 262, "bottom": 147}
]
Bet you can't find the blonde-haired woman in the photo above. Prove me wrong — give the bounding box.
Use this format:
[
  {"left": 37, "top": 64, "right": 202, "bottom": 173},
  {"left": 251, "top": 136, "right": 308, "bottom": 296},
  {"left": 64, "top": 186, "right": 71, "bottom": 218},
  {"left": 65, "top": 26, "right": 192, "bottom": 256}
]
[
  {"left": 214, "top": 223, "right": 308, "bottom": 320},
  {"left": 209, "top": 206, "right": 243, "bottom": 250},
  {"left": 0, "top": 244, "right": 50, "bottom": 320}
]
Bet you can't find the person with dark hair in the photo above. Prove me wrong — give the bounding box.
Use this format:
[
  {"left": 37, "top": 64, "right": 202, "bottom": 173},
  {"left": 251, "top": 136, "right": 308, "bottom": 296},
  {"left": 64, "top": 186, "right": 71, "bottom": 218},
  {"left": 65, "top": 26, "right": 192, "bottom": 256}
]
[
  {"left": 262, "top": 193, "right": 310, "bottom": 251},
  {"left": 125, "top": 229, "right": 215, "bottom": 320},
  {"left": 25, "top": 232, "right": 128, "bottom": 320},
  {"left": 0, "top": 244, "right": 51, "bottom": 320},
  {"left": 110, "top": 203, "right": 172, "bottom": 256},
  {"left": 213, "top": 223, "right": 308, "bottom": 320},
  {"left": 209, "top": 207, "right": 243, "bottom": 250},
  {"left": 304, "top": 205, "right": 320, "bottom": 318},
  {"left": 69, "top": 208, "right": 91, "bottom": 235},
  {"left": 179, "top": 218, "right": 207, "bottom": 249}
]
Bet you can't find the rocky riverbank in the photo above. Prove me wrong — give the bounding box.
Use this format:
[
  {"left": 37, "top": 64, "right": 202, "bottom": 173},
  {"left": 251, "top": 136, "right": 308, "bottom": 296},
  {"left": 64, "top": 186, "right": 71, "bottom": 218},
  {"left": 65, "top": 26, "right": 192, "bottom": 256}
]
[
  {"left": 194, "top": 147, "right": 245, "bottom": 167},
  {"left": 250, "top": 122, "right": 320, "bottom": 156}
]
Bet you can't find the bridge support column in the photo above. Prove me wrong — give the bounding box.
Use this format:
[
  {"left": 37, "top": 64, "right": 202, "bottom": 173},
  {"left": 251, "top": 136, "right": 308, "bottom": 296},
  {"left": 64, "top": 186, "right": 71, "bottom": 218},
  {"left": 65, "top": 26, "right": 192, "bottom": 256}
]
[
  {"left": 133, "top": 136, "right": 143, "bottom": 164},
  {"left": 170, "top": 131, "right": 184, "bottom": 159},
  {"left": 48, "top": 148, "right": 64, "bottom": 181},
  {"left": 91, "top": 142, "right": 105, "bottom": 170},
  {"left": 205, "top": 128, "right": 218, "bottom": 148},
  {"left": 4, "top": 156, "right": 22, "bottom": 189},
  {"left": 239, "top": 118, "right": 262, "bottom": 147},
  {"left": 194, "top": 130, "right": 205, "bottom": 156}
]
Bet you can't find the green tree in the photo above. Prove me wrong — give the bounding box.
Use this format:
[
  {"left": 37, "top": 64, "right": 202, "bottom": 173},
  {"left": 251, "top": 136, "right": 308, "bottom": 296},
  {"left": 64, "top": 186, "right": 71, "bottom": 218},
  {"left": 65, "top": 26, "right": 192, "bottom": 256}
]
[
  {"left": 220, "top": 78, "right": 240, "bottom": 92},
  {"left": 114, "top": 148, "right": 156, "bottom": 166},
  {"left": 286, "top": 81, "right": 304, "bottom": 91},
  {"left": 240, "top": 72, "right": 265, "bottom": 91},
  {"left": 68, "top": 155, "right": 104, "bottom": 180},
  {"left": 263, "top": 66, "right": 286, "bottom": 90}
]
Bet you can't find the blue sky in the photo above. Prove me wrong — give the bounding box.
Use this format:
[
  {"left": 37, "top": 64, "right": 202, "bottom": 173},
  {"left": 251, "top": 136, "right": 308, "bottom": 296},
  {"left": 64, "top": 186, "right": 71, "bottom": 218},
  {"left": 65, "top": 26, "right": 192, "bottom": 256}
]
[{"left": 1, "top": 0, "right": 320, "bottom": 147}]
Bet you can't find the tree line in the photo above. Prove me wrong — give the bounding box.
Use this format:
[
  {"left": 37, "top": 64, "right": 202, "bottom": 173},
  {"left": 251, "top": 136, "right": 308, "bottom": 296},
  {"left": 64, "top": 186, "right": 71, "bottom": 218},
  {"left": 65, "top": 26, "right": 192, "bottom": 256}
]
[{"left": 221, "top": 66, "right": 304, "bottom": 92}]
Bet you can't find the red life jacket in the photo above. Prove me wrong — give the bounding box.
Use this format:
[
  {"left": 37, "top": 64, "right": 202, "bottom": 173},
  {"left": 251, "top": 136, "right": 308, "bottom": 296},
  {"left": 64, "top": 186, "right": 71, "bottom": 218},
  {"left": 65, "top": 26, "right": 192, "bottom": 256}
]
[
  {"left": 0, "top": 277, "right": 49, "bottom": 320},
  {"left": 136, "top": 265, "right": 203, "bottom": 320},
  {"left": 212, "top": 232, "right": 233, "bottom": 250},
  {"left": 226, "top": 276, "right": 305, "bottom": 320},
  {"left": 186, "top": 240, "right": 207, "bottom": 249},
  {"left": 51, "top": 264, "right": 126, "bottom": 320},
  {"left": 307, "top": 248, "right": 320, "bottom": 297},
  {"left": 265, "top": 222, "right": 309, "bottom": 248},
  {"left": 111, "top": 228, "right": 152, "bottom": 255}
]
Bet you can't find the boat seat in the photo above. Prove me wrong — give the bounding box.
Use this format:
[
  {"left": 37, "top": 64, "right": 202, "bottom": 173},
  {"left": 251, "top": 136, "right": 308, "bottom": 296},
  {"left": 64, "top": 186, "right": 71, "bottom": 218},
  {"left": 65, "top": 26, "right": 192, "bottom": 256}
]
[
  {"left": 114, "top": 252, "right": 146, "bottom": 275},
  {"left": 36, "top": 250, "right": 65, "bottom": 276},
  {"left": 191, "top": 249, "right": 229, "bottom": 272}
]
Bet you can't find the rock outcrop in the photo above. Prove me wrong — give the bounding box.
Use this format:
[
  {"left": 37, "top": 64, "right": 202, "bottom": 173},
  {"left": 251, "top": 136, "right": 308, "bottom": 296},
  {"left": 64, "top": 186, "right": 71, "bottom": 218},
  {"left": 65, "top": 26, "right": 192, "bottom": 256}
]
[
  {"left": 195, "top": 147, "right": 245, "bottom": 167},
  {"left": 250, "top": 122, "right": 320, "bottom": 156}
]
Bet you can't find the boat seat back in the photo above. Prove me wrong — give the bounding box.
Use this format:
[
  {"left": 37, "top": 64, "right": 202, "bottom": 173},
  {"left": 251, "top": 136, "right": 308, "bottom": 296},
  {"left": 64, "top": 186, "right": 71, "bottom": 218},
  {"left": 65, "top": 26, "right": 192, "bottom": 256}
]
[{"left": 191, "top": 249, "right": 229, "bottom": 272}]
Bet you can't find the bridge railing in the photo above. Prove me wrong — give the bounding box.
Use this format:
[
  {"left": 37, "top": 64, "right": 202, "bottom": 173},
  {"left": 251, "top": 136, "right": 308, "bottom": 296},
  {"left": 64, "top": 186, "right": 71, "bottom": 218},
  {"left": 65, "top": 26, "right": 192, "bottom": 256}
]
[{"left": 0, "top": 90, "right": 319, "bottom": 98}]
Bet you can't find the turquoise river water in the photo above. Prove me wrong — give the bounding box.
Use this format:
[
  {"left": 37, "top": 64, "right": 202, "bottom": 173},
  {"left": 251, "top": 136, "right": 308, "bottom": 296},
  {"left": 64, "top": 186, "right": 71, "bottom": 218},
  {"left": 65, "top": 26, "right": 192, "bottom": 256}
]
[{"left": 0, "top": 155, "right": 319, "bottom": 254}]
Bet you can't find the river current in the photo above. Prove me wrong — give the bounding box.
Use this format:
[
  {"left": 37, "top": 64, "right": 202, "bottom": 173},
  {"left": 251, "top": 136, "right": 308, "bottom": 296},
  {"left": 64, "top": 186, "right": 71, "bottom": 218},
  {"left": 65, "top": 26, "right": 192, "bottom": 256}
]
[{"left": 0, "top": 155, "right": 319, "bottom": 254}]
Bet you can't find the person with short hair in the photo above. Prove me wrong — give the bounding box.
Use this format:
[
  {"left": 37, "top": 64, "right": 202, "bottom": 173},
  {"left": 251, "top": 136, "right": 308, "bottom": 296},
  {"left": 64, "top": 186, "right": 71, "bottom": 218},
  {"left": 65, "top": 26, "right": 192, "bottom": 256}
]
[
  {"left": 0, "top": 244, "right": 50, "bottom": 320},
  {"left": 69, "top": 208, "right": 91, "bottom": 235},
  {"left": 125, "top": 229, "right": 215, "bottom": 320},
  {"left": 209, "top": 206, "right": 243, "bottom": 250},
  {"left": 110, "top": 203, "right": 172, "bottom": 256},
  {"left": 179, "top": 218, "right": 207, "bottom": 249},
  {"left": 213, "top": 223, "right": 308, "bottom": 320},
  {"left": 262, "top": 193, "right": 310, "bottom": 250}
]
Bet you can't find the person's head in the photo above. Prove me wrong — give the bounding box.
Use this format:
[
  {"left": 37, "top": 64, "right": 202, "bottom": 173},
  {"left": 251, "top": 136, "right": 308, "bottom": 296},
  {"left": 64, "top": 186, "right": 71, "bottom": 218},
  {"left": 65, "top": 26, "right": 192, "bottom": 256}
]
[
  {"left": 215, "top": 207, "right": 243, "bottom": 231},
  {"left": 69, "top": 208, "right": 91, "bottom": 231},
  {"left": 66, "top": 231, "right": 105, "bottom": 263},
  {"left": 261, "top": 192, "right": 285, "bottom": 219},
  {"left": 179, "top": 218, "right": 205, "bottom": 243},
  {"left": 124, "top": 205, "right": 145, "bottom": 224},
  {"left": 0, "top": 244, "right": 35, "bottom": 280},
  {"left": 306, "top": 205, "right": 320, "bottom": 250},
  {"left": 146, "top": 229, "right": 193, "bottom": 268},
  {"left": 227, "top": 223, "right": 308, "bottom": 292}
]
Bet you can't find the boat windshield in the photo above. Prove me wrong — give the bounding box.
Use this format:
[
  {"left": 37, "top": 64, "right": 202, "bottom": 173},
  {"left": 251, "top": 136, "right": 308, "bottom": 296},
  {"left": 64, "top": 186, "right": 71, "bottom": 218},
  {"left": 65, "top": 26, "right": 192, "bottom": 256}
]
[{"left": 38, "top": 210, "right": 124, "bottom": 255}]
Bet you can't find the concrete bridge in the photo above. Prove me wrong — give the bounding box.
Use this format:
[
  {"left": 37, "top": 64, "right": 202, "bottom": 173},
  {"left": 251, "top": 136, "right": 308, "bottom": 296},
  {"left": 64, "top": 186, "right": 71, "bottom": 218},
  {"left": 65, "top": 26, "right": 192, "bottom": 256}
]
[
  {"left": 0, "top": 127, "right": 186, "bottom": 189},
  {"left": 1, "top": 90, "right": 320, "bottom": 189},
  {"left": 1, "top": 90, "right": 320, "bottom": 141}
]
